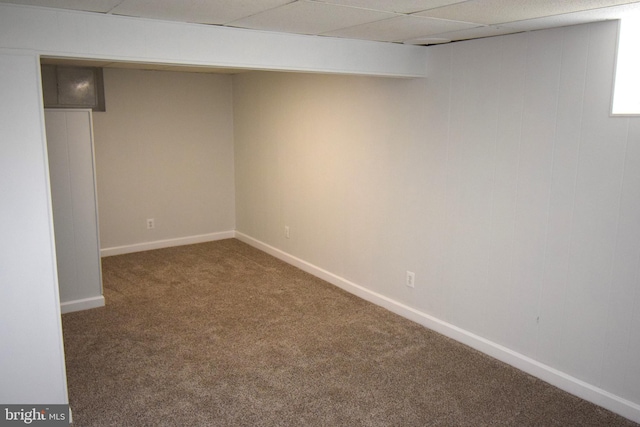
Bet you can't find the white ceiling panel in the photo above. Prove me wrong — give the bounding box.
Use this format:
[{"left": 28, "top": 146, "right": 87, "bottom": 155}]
[
  {"left": 3, "top": 0, "right": 640, "bottom": 46},
  {"left": 417, "top": 0, "right": 640, "bottom": 25},
  {"left": 502, "top": 2, "right": 640, "bottom": 31},
  {"left": 109, "top": 0, "right": 293, "bottom": 25},
  {"left": 228, "top": 0, "right": 394, "bottom": 35},
  {"left": 0, "top": 0, "right": 121, "bottom": 13},
  {"left": 323, "top": 14, "right": 479, "bottom": 42},
  {"left": 309, "top": 0, "right": 467, "bottom": 14}
]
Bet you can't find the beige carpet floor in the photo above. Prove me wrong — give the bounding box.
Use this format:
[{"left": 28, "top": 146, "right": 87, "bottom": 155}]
[{"left": 62, "top": 239, "right": 638, "bottom": 426}]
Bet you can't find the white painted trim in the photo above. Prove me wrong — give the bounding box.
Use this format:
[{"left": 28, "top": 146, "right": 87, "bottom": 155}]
[
  {"left": 101, "top": 231, "right": 235, "bottom": 257},
  {"left": 60, "top": 295, "right": 105, "bottom": 314},
  {"left": 234, "top": 231, "right": 640, "bottom": 424}
]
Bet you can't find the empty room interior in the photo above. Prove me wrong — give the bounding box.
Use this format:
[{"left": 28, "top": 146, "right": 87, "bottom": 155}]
[{"left": 1, "top": 1, "right": 640, "bottom": 425}]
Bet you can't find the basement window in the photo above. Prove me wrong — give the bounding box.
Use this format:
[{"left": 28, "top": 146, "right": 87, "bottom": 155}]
[{"left": 612, "top": 14, "right": 640, "bottom": 115}]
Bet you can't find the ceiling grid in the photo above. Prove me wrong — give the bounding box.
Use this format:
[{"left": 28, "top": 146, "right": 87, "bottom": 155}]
[{"left": 3, "top": 0, "right": 640, "bottom": 45}]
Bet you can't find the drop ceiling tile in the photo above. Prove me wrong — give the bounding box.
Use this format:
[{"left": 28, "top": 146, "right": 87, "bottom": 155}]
[
  {"left": 5, "top": 0, "right": 640, "bottom": 47},
  {"left": 323, "top": 14, "right": 478, "bottom": 42},
  {"left": 503, "top": 2, "right": 640, "bottom": 31},
  {"left": 227, "top": 1, "right": 394, "bottom": 35},
  {"left": 417, "top": 0, "right": 640, "bottom": 25},
  {"left": 0, "top": 0, "right": 122, "bottom": 13},
  {"left": 110, "top": 0, "right": 293, "bottom": 25},
  {"left": 309, "top": 0, "right": 467, "bottom": 14}
]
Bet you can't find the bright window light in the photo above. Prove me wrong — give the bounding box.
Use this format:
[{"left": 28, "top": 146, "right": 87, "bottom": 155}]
[{"left": 612, "top": 14, "right": 640, "bottom": 115}]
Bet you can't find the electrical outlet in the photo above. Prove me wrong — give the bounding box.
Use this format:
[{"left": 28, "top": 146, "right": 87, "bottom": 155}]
[
  {"left": 147, "top": 218, "right": 155, "bottom": 230},
  {"left": 406, "top": 271, "right": 415, "bottom": 288},
  {"left": 284, "top": 226, "right": 290, "bottom": 239}
]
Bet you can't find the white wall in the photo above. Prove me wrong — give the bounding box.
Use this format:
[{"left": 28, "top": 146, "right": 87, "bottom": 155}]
[
  {"left": 427, "top": 21, "right": 640, "bottom": 406},
  {"left": 0, "top": 52, "right": 68, "bottom": 403},
  {"left": 233, "top": 21, "right": 640, "bottom": 421},
  {"left": 93, "top": 68, "right": 235, "bottom": 252},
  {"left": 1, "top": 2, "right": 638, "bottom": 420}
]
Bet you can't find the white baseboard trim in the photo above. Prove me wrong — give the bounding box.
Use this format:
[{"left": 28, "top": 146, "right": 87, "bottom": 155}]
[
  {"left": 100, "top": 231, "right": 235, "bottom": 257},
  {"left": 235, "top": 231, "right": 640, "bottom": 424},
  {"left": 60, "top": 295, "right": 105, "bottom": 314}
]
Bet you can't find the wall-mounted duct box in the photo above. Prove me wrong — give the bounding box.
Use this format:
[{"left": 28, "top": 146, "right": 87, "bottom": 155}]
[{"left": 42, "top": 64, "right": 106, "bottom": 112}]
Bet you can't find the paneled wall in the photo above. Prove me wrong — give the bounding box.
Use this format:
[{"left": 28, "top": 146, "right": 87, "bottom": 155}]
[
  {"left": 1, "top": 1, "right": 638, "bottom": 419},
  {"left": 233, "top": 21, "right": 640, "bottom": 419},
  {"left": 0, "top": 53, "right": 68, "bottom": 404},
  {"left": 93, "top": 68, "right": 236, "bottom": 252},
  {"left": 427, "top": 21, "right": 640, "bottom": 402}
]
